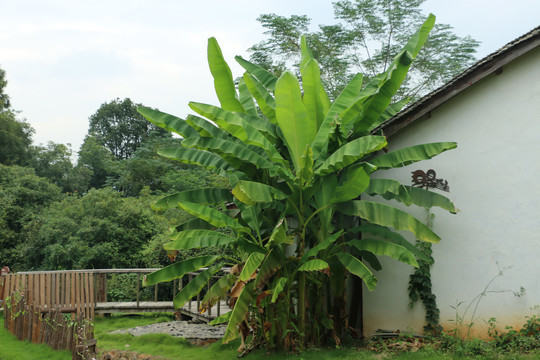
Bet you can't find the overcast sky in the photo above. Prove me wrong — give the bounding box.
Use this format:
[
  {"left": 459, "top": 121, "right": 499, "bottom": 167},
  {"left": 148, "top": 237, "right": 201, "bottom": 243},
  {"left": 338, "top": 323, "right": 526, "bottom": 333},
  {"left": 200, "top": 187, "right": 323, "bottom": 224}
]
[{"left": 1, "top": 0, "right": 539, "bottom": 152}]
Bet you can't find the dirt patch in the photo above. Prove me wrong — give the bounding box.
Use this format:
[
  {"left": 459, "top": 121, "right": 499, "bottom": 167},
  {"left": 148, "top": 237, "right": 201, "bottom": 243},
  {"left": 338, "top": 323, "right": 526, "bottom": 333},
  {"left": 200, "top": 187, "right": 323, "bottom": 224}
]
[
  {"left": 98, "top": 350, "right": 167, "bottom": 360},
  {"left": 110, "top": 320, "right": 226, "bottom": 342}
]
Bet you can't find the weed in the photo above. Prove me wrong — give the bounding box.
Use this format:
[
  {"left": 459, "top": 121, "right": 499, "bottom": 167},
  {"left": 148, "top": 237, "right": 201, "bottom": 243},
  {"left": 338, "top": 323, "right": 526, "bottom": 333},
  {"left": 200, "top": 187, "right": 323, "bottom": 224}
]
[{"left": 447, "top": 263, "right": 525, "bottom": 338}]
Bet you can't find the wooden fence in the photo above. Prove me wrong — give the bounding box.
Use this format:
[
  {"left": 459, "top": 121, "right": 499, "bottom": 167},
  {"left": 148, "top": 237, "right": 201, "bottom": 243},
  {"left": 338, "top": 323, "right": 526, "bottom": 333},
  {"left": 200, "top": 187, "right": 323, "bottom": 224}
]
[
  {"left": 0, "top": 271, "right": 94, "bottom": 320},
  {"left": 3, "top": 284, "right": 96, "bottom": 359}
]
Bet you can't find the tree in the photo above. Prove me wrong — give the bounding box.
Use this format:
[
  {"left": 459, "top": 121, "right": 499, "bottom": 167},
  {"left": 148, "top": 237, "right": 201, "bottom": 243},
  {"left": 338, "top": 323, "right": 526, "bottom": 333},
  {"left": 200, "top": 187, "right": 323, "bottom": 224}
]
[
  {"left": 107, "top": 134, "right": 228, "bottom": 197},
  {"left": 30, "top": 141, "right": 75, "bottom": 192},
  {"left": 76, "top": 135, "right": 116, "bottom": 190},
  {"left": 0, "top": 66, "right": 11, "bottom": 111},
  {"left": 0, "top": 165, "right": 63, "bottom": 269},
  {"left": 0, "top": 110, "right": 34, "bottom": 166},
  {"left": 141, "top": 15, "right": 457, "bottom": 352},
  {"left": 88, "top": 98, "right": 170, "bottom": 160},
  {"left": 19, "top": 188, "right": 173, "bottom": 271},
  {"left": 249, "top": 0, "right": 479, "bottom": 99}
]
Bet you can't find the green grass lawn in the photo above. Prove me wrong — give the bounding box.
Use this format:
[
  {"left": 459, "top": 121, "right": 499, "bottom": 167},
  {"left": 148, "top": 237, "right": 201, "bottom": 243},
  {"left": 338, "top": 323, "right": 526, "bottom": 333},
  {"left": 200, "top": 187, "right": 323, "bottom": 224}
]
[
  {"left": 1, "top": 312, "right": 538, "bottom": 360},
  {"left": 0, "top": 313, "right": 72, "bottom": 360}
]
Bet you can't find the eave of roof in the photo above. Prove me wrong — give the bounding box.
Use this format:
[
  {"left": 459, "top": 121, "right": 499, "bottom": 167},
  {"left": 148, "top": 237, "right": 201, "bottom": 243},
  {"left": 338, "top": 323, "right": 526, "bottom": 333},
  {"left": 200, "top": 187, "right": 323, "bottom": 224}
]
[{"left": 374, "top": 25, "right": 540, "bottom": 137}]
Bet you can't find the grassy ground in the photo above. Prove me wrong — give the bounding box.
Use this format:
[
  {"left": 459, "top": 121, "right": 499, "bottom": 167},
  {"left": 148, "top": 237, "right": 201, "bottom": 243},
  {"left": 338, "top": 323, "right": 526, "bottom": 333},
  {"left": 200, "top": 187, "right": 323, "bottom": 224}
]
[
  {"left": 0, "top": 312, "right": 538, "bottom": 360},
  {"left": 0, "top": 313, "right": 72, "bottom": 360}
]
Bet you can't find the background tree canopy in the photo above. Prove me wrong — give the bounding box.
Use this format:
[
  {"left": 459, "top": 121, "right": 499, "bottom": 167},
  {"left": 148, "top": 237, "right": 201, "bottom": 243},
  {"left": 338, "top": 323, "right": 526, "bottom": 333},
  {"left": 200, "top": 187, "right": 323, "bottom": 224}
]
[
  {"left": 249, "top": 0, "right": 479, "bottom": 100},
  {"left": 0, "top": 66, "right": 10, "bottom": 111},
  {"left": 88, "top": 98, "right": 171, "bottom": 160},
  {"left": 0, "top": 66, "right": 228, "bottom": 271},
  {"left": 0, "top": 164, "right": 63, "bottom": 268},
  {"left": 0, "top": 110, "right": 34, "bottom": 166},
  {"left": 19, "top": 188, "right": 170, "bottom": 270},
  {"left": 29, "top": 141, "right": 75, "bottom": 192}
]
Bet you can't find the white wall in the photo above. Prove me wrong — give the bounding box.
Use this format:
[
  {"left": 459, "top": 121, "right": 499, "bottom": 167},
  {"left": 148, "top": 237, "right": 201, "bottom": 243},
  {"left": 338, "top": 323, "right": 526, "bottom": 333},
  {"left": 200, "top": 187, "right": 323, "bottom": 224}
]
[{"left": 362, "top": 45, "right": 540, "bottom": 337}]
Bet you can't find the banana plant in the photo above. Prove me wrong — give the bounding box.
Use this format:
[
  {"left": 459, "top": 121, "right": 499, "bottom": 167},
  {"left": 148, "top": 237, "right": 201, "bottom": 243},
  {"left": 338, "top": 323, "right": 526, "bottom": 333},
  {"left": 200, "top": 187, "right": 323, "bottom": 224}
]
[{"left": 140, "top": 13, "right": 456, "bottom": 351}]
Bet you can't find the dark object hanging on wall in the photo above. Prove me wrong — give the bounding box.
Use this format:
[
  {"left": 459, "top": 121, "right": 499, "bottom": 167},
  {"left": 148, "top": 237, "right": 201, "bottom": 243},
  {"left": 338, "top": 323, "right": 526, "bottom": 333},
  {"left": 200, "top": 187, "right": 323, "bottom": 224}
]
[{"left": 411, "top": 169, "right": 449, "bottom": 192}]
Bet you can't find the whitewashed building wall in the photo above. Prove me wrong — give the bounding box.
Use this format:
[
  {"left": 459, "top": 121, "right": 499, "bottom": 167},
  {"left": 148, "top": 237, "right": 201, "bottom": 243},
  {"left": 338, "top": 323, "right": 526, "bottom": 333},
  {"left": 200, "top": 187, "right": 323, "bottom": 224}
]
[{"left": 362, "top": 44, "right": 540, "bottom": 337}]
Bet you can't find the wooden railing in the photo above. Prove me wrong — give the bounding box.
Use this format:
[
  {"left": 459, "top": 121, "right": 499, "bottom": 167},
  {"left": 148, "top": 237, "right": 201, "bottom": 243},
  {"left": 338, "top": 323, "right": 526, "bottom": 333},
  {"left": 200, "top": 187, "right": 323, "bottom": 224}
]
[
  {"left": 1, "top": 271, "right": 96, "bottom": 359},
  {"left": 1, "top": 268, "right": 231, "bottom": 319},
  {"left": 3, "top": 292, "right": 95, "bottom": 360},
  {"left": 0, "top": 271, "right": 94, "bottom": 320},
  {"left": 88, "top": 268, "right": 161, "bottom": 305}
]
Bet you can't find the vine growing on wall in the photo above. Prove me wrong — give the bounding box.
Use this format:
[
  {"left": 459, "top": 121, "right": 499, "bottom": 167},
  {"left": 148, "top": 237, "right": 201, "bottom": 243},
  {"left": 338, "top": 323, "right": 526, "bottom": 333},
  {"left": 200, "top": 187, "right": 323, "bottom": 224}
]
[{"left": 408, "top": 210, "right": 442, "bottom": 334}]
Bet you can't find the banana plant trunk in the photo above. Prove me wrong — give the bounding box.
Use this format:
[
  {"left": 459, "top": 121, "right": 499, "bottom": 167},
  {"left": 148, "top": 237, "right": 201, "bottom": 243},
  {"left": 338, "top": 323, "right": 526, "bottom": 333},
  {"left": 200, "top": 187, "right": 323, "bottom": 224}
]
[{"left": 298, "top": 269, "right": 306, "bottom": 348}]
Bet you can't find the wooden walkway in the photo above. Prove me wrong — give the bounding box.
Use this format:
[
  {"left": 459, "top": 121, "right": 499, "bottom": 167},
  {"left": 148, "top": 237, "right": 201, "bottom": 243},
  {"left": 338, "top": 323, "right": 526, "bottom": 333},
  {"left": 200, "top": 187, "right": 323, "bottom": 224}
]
[{"left": 95, "top": 300, "right": 230, "bottom": 322}]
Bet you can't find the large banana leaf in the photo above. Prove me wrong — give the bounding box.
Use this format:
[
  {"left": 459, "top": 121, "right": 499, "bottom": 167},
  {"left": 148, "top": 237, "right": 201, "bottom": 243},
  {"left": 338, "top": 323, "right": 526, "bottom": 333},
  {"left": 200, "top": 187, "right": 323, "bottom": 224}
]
[
  {"left": 355, "top": 15, "right": 435, "bottom": 133},
  {"left": 189, "top": 102, "right": 286, "bottom": 165},
  {"left": 302, "top": 231, "right": 343, "bottom": 262},
  {"left": 298, "top": 259, "right": 329, "bottom": 272},
  {"left": 271, "top": 277, "right": 288, "bottom": 303},
  {"left": 180, "top": 136, "right": 285, "bottom": 178},
  {"left": 145, "top": 255, "right": 219, "bottom": 286},
  {"left": 365, "top": 179, "right": 458, "bottom": 213},
  {"left": 333, "top": 164, "right": 371, "bottom": 203},
  {"left": 370, "top": 142, "right": 457, "bottom": 169},
  {"left": 186, "top": 114, "right": 230, "bottom": 139},
  {"left": 314, "top": 175, "right": 337, "bottom": 232},
  {"left": 275, "top": 71, "right": 316, "bottom": 173},
  {"left": 255, "top": 249, "right": 282, "bottom": 289},
  {"left": 152, "top": 188, "right": 232, "bottom": 211},
  {"left": 311, "top": 73, "right": 363, "bottom": 160},
  {"left": 158, "top": 147, "right": 234, "bottom": 175},
  {"left": 237, "top": 77, "right": 258, "bottom": 116},
  {"left": 236, "top": 238, "right": 266, "bottom": 260},
  {"left": 243, "top": 73, "right": 277, "bottom": 123},
  {"left": 238, "top": 252, "right": 265, "bottom": 282},
  {"left": 339, "top": 200, "right": 440, "bottom": 243},
  {"left": 138, "top": 107, "right": 200, "bottom": 139},
  {"left": 233, "top": 112, "right": 279, "bottom": 140},
  {"left": 176, "top": 201, "right": 250, "bottom": 234},
  {"left": 235, "top": 55, "right": 278, "bottom": 91},
  {"left": 173, "top": 265, "right": 221, "bottom": 309},
  {"left": 339, "top": 73, "right": 386, "bottom": 134},
  {"left": 164, "top": 229, "right": 236, "bottom": 250},
  {"left": 209, "top": 311, "right": 232, "bottom": 325},
  {"left": 348, "top": 239, "right": 418, "bottom": 267},
  {"left": 315, "top": 136, "right": 387, "bottom": 175},
  {"left": 300, "top": 36, "right": 330, "bottom": 129},
  {"left": 297, "top": 145, "right": 314, "bottom": 187},
  {"left": 238, "top": 204, "right": 262, "bottom": 240},
  {"left": 177, "top": 217, "right": 214, "bottom": 231},
  {"left": 403, "top": 13, "right": 437, "bottom": 58},
  {"left": 404, "top": 185, "right": 458, "bottom": 213},
  {"left": 222, "top": 281, "right": 255, "bottom": 343},
  {"left": 267, "top": 218, "right": 293, "bottom": 247},
  {"left": 335, "top": 253, "right": 377, "bottom": 291},
  {"left": 207, "top": 37, "right": 244, "bottom": 113},
  {"left": 357, "top": 251, "right": 382, "bottom": 271},
  {"left": 350, "top": 223, "right": 430, "bottom": 262},
  {"left": 354, "top": 51, "right": 414, "bottom": 133},
  {"left": 242, "top": 73, "right": 276, "bottom": 109},
  {"left": 232, "top": 180, "right": 288, "bottom": 205},
  {"left": 369, "top": 97, "right": 410, "bottom": 131},
  {"left": 190, "top": 102, "right": 277, "bottom": 140},
  {"left": 200, "top": 273, "right": 236, "bottom": 312}
]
